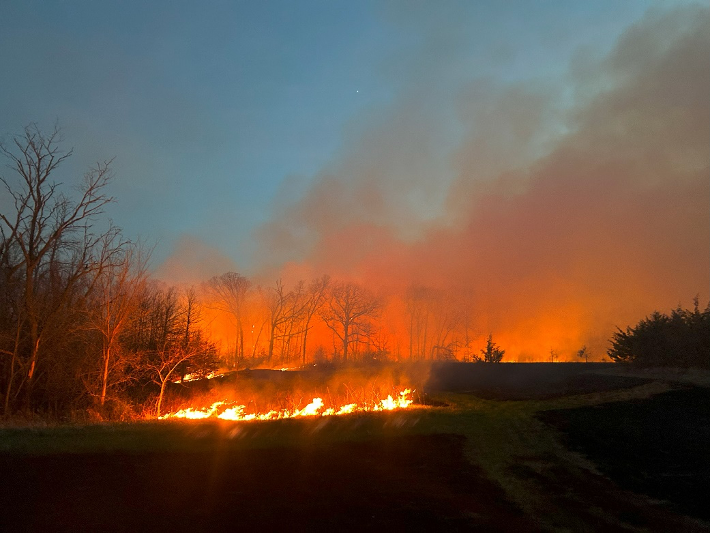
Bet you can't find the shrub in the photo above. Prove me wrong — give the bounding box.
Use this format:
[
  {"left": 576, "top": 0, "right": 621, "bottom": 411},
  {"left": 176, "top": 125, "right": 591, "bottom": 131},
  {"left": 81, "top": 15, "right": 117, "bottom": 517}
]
[{"left": 608, "top": 299, "right": 710, "bottom": 368}]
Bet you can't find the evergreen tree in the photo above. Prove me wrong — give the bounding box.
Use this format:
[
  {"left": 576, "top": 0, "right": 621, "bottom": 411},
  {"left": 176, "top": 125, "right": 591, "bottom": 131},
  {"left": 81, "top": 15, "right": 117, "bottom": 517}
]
[
  {"left": 608, "top": 299, "right": 710, "bottom": 368},
  {"left": 480, "top": 334, "right": 505, "bottom": 363}
]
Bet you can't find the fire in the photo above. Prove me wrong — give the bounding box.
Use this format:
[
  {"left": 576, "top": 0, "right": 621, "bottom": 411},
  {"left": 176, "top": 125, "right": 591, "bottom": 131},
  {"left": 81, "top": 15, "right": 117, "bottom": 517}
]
[
  {"left": 173, "top": 371, "right": 224, "bottom": 383},
  {"left": 159, "top": 388, "right": 415, "bottom": 421}
]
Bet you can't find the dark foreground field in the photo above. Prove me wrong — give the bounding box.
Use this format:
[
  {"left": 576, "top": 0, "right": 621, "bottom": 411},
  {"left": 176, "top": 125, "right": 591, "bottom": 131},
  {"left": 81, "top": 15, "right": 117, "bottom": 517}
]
[
  {"left": 1, "top": 433, "right": 532, "bottom": 532},
  {"left": 1, "top": 363, "right": 708, "bottom": 532},
  {"left": 539, "top": 386, "right": 710, "bottom": 522}
]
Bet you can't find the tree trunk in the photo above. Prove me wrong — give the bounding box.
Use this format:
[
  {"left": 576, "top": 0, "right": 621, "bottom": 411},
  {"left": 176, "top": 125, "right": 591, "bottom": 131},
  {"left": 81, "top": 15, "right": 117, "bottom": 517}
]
[
  {"left": 26, "top": 270, "right": 40, "bottom": 388},
  {"left": 100, "top": 344, "right": 110, "bottom": 406},
  {"left": 342, "top": 324, "right": 349, "bottom": 363},
  {"left": 238, "top": 321, "right": 244, "bottom": 361},
  {"left": 26, "top": 333, "right": 41, "bottom": 405},
  {"left": 268, "top": 323, "right": 275, "bottom": 363},
  {"left": 252, "top": 321, "right": 265, "bottom": 359},
  {"left": 4, "top": 353, "right": 16, "bottom": 416},
  {"left": 3, "top": 320, "right": 22, "bottom": 415},
  {"left": 156, "top": 379, "right": 167, "bottom": 417}
]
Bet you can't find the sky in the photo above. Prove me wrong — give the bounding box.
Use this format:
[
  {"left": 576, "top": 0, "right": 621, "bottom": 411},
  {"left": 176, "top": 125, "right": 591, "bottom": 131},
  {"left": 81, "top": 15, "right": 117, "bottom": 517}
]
[{"left": 1, "top": 0, "right": 708, "bottom": 358}]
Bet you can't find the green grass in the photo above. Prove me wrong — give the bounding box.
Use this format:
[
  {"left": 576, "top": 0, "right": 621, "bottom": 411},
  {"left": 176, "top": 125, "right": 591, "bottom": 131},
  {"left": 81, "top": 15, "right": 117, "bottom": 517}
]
[
  {"left": 0, "top": 379, "right": 670, "bottom": 459},
  {"left": 0, "top": 408, "right": 434, "bottom": 455}
]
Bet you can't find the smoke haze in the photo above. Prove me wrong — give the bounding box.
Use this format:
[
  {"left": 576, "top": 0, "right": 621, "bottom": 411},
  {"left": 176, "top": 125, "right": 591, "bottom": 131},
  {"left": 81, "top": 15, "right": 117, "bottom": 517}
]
[{"left": 248, "top": 5, "right": 709, "bottom": 360}]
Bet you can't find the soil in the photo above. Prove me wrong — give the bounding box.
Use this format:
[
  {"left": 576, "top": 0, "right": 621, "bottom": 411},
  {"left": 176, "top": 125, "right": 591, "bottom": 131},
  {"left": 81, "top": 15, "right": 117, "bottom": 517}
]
[
  {"left": 539, "top": 386, "right": 710, "bottom": 523},
  {"left": 0, "top": 434, "right": 534, "bottom": 533}
]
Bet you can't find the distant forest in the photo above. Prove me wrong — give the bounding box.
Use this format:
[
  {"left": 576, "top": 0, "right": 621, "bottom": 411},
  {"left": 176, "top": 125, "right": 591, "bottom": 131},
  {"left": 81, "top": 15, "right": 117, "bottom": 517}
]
[{"left": 1, "top": 125, "right": 707, "bottom": 420}]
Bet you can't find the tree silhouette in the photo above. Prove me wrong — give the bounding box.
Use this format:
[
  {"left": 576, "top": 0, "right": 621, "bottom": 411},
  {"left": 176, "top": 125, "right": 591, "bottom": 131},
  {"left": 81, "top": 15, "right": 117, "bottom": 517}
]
[
  {"left": 608, "top": 299, "right": 709, "bottom": 368},
  {"left": 300, "top": 275, "right": 329, "bottom": 365},
  {"left": 0, "top": 123, "right": 117, "bottom": 411},
  {"left": 479, "top": 334, "right": 505, "bottom": 363},
  {"left": 576, "top": 346, "right": 590, "bottom": 363},
  {"left": 320, "top": 281, "right": 380, "bottom": 363},
  {"left": 206, "top": 272, "right": 250, "bottom": 367}
]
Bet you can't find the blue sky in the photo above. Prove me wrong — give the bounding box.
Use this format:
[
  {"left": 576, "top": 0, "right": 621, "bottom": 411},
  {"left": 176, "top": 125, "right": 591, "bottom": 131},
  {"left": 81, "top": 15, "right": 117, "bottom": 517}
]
[{"left": 0, "top": 0, "right": 699, "bottom": 274}]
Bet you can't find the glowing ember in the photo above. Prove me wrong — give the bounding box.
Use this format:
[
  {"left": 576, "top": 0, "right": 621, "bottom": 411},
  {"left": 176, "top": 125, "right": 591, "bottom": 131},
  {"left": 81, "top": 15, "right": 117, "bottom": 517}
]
[
  {"left": 159, "top": 388, "right": 415, "bottom": 421},
  {"left": 173, "top": 371, "right": 224, "bottom": 383}
]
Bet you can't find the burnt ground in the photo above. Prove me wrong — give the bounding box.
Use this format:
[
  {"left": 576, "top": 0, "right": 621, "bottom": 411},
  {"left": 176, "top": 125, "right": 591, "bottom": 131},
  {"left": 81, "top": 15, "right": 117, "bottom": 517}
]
[
  {"left": 0, "top": 433, "right": 534, "bottom": 533},
  {"left": 538, "top": 386, "right": 710, "bottom": 523},
  {"left": 425, "top": 362, "right": 648, "bottom": 400}
]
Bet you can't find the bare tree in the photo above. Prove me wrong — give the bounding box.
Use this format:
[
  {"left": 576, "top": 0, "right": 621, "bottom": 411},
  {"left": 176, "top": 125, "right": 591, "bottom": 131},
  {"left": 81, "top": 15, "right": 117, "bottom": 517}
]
[
  {"left": 0, "top": 123, "right": 116, "bottom": 409},
  {"left": 175, "top": 286, "right": 218, "bottom": 381},
  {"left": 576, "top": 345, "right": 590, "bottom": 363},
  {"left": 246, "top": 288, "right": 268, "bottom": 362},
  {"left": 122, "top": 282, "right": 216, "bottom": 416},
  {"left": 455, "top": 289, "right": 478, "bottom": 361},
  {"left": 265, "top": 279, "right": 290, "bottom": 363},
  {"left": 149, "top": 345, "right": 201, "bottom": 417},
  {"left": 0, "top": 234, "right": 26, "bottom": 414},
  {"left": 182, "top": 287, "right": 200, "bottom": 348},
  {"left": 428, "top": 289, "right": 461, "bottom": 360},
  {"left": 281, "top": 281, "right": 308, "bottom": 363},
  {"left": 320, "top": 281, "right": 380, "bottom": 363},
  {"left": 405, "top": 285, "right": 433, "bottom": 360},
  {"left": 300, "top": 275, "right": 329, "bottom": 365},
  {"left": 260, "top": 279, "right": 313, "bottom": 365},
  {"left": 206, "top": 272, "right": 250, "bottom": 367},
  {"left": 85, "top": 240, "right": 149, "bottom": 407}
]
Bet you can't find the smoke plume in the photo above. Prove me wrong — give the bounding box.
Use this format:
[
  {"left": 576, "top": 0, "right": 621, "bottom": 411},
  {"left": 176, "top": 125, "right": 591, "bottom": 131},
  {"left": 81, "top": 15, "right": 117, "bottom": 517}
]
[{"left": 254, "top": 5, "right": 710, "bottom": 360}]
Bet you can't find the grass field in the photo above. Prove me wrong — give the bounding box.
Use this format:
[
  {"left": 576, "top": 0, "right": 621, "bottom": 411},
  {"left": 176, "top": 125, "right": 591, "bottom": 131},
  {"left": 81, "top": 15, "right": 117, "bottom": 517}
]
[{"left": 1, "top": 363, "right": 708, "bottom": 532}]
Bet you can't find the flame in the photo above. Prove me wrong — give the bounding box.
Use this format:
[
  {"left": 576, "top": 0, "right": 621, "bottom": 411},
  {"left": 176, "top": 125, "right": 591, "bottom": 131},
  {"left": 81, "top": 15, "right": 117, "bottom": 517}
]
[
  {"left": 159, "top": 389, "right": 415, "bottom": 421},
  {"left": 173, "top": 371, "right": 224, "bottom": 383}
]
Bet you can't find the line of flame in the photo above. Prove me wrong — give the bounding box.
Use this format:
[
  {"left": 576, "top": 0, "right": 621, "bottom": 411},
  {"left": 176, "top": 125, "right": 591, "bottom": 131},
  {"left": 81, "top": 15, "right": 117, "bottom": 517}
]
[
  {"left": 173, "top": 371, "right": 225, "bottom": 383},
  {"left": 159, "top": 389, "right": 414, "bottom": 421}
]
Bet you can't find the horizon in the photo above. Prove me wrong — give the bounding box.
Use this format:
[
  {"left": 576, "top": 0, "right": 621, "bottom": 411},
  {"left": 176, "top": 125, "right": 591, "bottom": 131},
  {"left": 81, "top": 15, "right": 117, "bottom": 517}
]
[{"left": 1, "top": 1, "right": 708, "bottom": 362}]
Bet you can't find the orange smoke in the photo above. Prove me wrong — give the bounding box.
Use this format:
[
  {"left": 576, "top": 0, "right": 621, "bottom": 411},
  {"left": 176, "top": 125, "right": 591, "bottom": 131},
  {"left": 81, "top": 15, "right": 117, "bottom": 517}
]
[
  {"left": 247, "top": 6, "right": 709, "bottom": 362},
  {"left": 153, "top": 7, "right": 709, "bottom": 364}
]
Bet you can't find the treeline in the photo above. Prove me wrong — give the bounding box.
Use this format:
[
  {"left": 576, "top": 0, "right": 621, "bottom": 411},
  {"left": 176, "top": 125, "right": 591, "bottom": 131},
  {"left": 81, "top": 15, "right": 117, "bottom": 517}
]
[
  {"left": 608, "top": 300, "right": 710, "bottom": 368},
  {"left": 0, "top": 125, "right": 221, "bottom": 419},
  {"left": 0, "top": 126, "right": 471, "bottom": 419},
  {"left": 2, "top": 125, "right": 707, "bottom": 420}
]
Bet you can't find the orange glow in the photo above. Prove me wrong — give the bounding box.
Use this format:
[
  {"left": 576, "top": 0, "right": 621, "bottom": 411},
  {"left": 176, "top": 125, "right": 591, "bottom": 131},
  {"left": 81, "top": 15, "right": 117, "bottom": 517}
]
[
  {"left": 153, "top": 11, "right": 709, "bottom": 368},
  {"left": 174, "top": 371, "right": 224, "bottom": 383},
  {"left": 158, "top": 388, "right": 415, "bottom": 421}
]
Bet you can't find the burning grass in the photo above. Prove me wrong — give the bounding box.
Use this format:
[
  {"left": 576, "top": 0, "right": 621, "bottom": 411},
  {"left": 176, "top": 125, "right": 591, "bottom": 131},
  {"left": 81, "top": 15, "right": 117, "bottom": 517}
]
[
  {"left": 157, "top": 363, "right": 429, "bottom": 421},
  {"left": 158, "top": 388, "right": 415, "bottom": 421}
]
